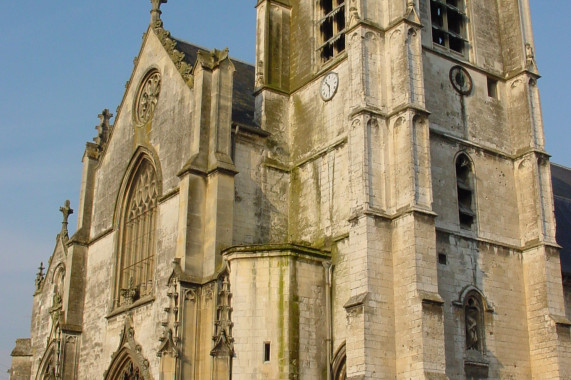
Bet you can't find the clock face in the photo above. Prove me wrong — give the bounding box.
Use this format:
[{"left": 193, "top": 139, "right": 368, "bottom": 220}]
[
  {"left": 320, "top": 72, "right": 339, "bottom": 101},
  {"left": 449, "top": 65, "right": 472, "bottom": 95}
]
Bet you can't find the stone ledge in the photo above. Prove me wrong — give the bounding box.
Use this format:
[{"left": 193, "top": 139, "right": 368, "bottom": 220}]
[
  {"left": 223, "top": 243, "right": 331, "bottom": 262},
  {"left": 419, "top": 290, "right": 445, "bottom": 306},
  {"left": 425, "top": 371, "right": 450, "bottom": 380},
  {"left": 343, "top": 292, "right": 369, "bottom": 310},
  {"left": 106, "top": 295, "right": 155, "bottom": 320},
  {"left": 550, "top": 314, "right": 571, "bottom": 328}
]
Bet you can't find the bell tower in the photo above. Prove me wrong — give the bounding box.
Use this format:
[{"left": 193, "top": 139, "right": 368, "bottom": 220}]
[
  {"left": 243, "top": 0, "right": 571, "bottom": 379},
  {"left": 249, "top": 0, "right": 446, "bottom": 378}
]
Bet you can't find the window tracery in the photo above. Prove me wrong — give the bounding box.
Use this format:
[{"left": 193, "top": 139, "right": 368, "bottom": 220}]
[
  {"left": 116, "top": 159, "right": 158, "bottom": 308},
  {"left": 119, "top": 360, "right": 143, "bottom": 380}
]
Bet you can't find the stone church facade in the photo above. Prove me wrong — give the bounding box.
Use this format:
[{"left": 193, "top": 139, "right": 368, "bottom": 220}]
[{"left": 10, "top": 0, "right": 571, "bottom": 379}]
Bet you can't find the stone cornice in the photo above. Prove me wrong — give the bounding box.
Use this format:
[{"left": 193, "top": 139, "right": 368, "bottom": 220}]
[{"left": 223, "top": 243, "right": 331, "bottom": 262}]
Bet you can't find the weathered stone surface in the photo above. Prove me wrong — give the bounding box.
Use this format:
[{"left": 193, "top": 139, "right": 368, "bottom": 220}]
[{"left": 13, "top": 1, "right": 571, "bottom": 379}]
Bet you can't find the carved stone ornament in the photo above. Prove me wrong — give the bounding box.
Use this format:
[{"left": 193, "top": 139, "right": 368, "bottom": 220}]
[
  {"left": 135, "top": 70, "right": 161, "bottom": 125},
  {"left": 157, "top": 278, "right": 182, "bottom": 358},
  {"left": 37, "top": 342, "right": 59, "bottom": 380},
  {"left": 348, "top": 0, "right": 361, "bottom": 27},
  {"left": 35, "top": 262, "right": 45, "bottom": 291},
  {"left": 211, "top": 273, "right": 235, "bottom": 357},
  {"left": 59, "top": 200, "right": 73, "bottom": 240},
  {"left": 255, "top": 60, "right": 264, "bottom": 88},
  {"left": 151, "top": 22, "right": 194, "bottom": 87},
  {"left": 94, "top": 109, "right": 113, "bottom": 149},
  {"left": 449, "top": 65, "right": 473, "bottom": 95},
  {"left": 104, "top": 316, "right": 153, "bottom": 380}
]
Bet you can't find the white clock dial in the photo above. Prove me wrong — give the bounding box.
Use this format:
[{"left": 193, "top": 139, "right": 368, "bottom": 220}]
[{"left": 320, "top": 72, "right": 339, "bottom": 101}]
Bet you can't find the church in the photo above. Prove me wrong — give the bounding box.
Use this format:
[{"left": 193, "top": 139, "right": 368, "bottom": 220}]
[{"left": 9, "top": 0, "right": 571, "bottom": 379}]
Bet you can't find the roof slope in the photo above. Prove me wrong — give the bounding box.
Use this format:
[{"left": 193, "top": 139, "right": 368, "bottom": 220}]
[
  {"left": 173, "top": 38, "right": 256, "bottom": 128},
  {"left": 551, "top": 163, "right": 571, "bottom": 274}
]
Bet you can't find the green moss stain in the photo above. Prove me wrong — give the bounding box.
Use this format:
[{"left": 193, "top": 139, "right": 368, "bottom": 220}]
[
  {"left": 291, "top": 95, "right": 314, "bottom": 158},
  {"left": 289, "top": 162, "right": 327, "bottom": 248},
  {"left": 289, "top": 168, "right": 301, "bottom": 241},
  {"left": 274, "top": 256, "right": 300, "bottom": 379},
  {"left": 288, "top": 257, "right": 299, "bottom": 379},
  {"left": 312, "top": 160, "right": 322, "bottom": 235},
  {"left": 278, "top": 257, "right": 286, "bottom": 376}
]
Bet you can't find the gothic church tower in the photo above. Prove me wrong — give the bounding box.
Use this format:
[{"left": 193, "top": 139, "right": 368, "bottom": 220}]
[
  {"left": 238, "top": 0, "right": 571, "bottom": 379},
  {"left": 12, "top": 1, "right": 571, "bottom": 379}
]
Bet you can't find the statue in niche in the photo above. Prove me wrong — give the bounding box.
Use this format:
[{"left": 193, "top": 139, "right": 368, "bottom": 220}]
[{"left": 465, "top": 295, "right": 482, "bottom": 351}]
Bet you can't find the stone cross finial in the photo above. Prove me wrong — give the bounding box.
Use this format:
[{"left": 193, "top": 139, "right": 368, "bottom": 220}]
[
  {"left": 35, "top": 262, "right": 45, "bottom": 290},
  {"left": 150, "top": 0, "right": 168, "bottom": 25},
  {"left": 94, "top": 109, "right": 113, "bottom": 147},
  {"left": 59, "top": 200, "right": 74, "bottom": 236}
]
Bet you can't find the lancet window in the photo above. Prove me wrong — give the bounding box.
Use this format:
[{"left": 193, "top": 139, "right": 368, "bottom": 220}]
[
  {"left": 318, "top": 0, "right": 346, "bottom": 62},
  {"left": 116, "top": 158, "right": 158, "bottom": 308}
]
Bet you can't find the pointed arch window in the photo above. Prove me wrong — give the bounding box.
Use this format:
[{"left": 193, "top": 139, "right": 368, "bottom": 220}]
[
  {"left": 116, "top": 159, "right": 158, "bottom": 308},
  {"left": 456, "top": 154, "right": 475, "bottom": 229},
  {"left": 117, "top": 359, "right": 143, "bottom": 380},
  {"left": 332, "top": 343, "right": 346, "bottom": 380},
  {"left": 37, "top": 345, "right": 57, "bottom": 380},
  {"left": 105, "top": 353, "right": 147, "bottom": 380}
]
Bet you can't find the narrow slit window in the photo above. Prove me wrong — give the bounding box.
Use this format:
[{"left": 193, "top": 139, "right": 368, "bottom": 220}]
[
  {"left": 456, "top": 154, "right": 475, "bottom": 229},
  {"left": 318, "top": 0, "right": 346, "bottom": 62},
  {"left": 487, "top": 77, "right": 498, "bottom": 99},
  {"left": 264, "top": 342, "right": 271, "bottom": 362},
  {"left": 430, "top": 0, "right": 467, "bottom": 54},
  {"left": 438, "top": 253, "right": 448, "bottom": 265}
]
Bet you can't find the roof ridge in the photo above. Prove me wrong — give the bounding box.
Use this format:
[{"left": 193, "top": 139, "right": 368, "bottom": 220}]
[
  {"left": 172, "top": 36, "right": 254, "bottom": 67},
  {"left": 551, "top": 162, "right": 571, "bottom": 171}
]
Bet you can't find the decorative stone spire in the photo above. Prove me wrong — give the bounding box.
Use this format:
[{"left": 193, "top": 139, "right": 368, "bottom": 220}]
[
  {"left": 35, "top": 262, "right": 45, "bottom": 291},
  {"left": 525, "top": 42, "right": 537, "bottom": 72},
  {"left": 94, "top": 109, "right": 112, "bottom": 148},
  {"left": 211, "top": 274, "right": 234, "bottom": 357},
  {"left": 406, "top": 0, "right": 421, "bottom": 24},
  {"left": 150, "top": 0, "right": 167, "bottom": 26},
  {"left": 59, "top": 200, "right": 74, "bottom": 238}
]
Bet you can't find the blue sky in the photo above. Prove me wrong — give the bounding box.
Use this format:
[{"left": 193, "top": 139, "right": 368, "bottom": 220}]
[{"left": 0, "top": 1, "right": 568, "bottom": 376}]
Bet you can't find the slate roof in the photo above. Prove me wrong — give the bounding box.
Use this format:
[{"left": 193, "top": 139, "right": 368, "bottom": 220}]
[
  {"left": 551, "top": 163, "right": 571, "bottom": 275},
  {"left": 173, "top": 38, "right": 256, "bottom": 128}
]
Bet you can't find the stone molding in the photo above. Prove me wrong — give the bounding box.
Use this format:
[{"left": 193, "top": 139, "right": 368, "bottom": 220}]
[{"left": 104, "top": 316, "right": 153, "bottom": 380}]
